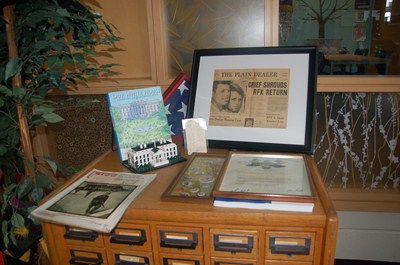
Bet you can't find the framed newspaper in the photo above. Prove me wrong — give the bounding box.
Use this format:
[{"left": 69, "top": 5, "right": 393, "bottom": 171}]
[
  {"left": 213, "top": 151, "right": 316, "bottom": 203},
  {"left": 187, "top": 46, "right": 317, "bottom": 153}
]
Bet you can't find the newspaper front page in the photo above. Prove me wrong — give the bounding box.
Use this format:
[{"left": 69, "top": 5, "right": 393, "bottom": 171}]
[
  {"left": 209, "top": 68, "right": 290, "bottom": 129},
  {"left": 31, "top": 169, "right": 156, "bottom": 233}
]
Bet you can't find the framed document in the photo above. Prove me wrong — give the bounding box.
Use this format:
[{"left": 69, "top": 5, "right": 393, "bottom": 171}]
[
  {"left": 213, "top": 152, "right": 316, "bottom": 203},
  {"left": 187, "top": 46, "right": 317, "bottom": 153},
  {"left": 162, "top": 153, "right": 227, "bottom": 203}
]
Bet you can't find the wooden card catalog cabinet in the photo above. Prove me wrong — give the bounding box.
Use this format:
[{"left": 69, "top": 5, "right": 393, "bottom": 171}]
[{"left": 41, "top": 150, "right": 337, "bottom": 265}]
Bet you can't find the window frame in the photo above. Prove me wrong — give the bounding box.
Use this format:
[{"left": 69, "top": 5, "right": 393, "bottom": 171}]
[{"left": 154, "top": 0, "right": 400, "bottom": 92}]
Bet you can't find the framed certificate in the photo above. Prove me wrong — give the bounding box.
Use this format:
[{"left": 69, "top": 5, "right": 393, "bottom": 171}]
[
  {"left": 187, "top": 46, "right": 317, "bottom": 153},
  {"left": 213, "top": 152, "right": 316, "bottom": 203}
]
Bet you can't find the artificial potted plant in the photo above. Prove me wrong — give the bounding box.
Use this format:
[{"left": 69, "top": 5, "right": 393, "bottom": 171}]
[{"left": 0, "top": 0, "right": 120, "bottom": 263}]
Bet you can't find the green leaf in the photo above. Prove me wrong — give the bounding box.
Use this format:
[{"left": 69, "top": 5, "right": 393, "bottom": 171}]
[
  {"left": 12, "top": 86, "right": 26, "bottom": 99},
  {"left": 42, "top": 113, "right": 64, "bottom": 123},
  {"left": 28, "top": 205, "right": 37, "bottom": 214},
  {"left": 30, "top": 95, "right": 51, "bottom": 105},
  {"left": 10, "top": 231, "right": 17, "bottom": 246},
  {"left": 73, "top": 53, "right": 86, "bottom": 66},
  {"left": 11, "top": 213, "right": 25, "bottom": 228},
  {"left": 30, "top": 115, "right": 47, "bottom": 127},
  {"left": 7, "top": 130, "right": 20, "bottom": 150},
  {"left": 0, "top": 145, "right": 7, "bottom": 156},
  {"left": 32, "top": 40, "right": 50, "bottom": 53},
  {"left": 42, "top": 157, "right": 58, "bottom": 176},
  {"left": 30, "top": 187, "right": 44, "bottom": 203},
  {"left": 17, "top": 177, "right": 33, "bottom": 199},
  {"left": 35, "top": 172, "right": 52, "bottom": 189},
  {"left": 50, "top": 40, "right": 68, "bottom": 53},
  {"left": 0, "top": 85, "right": 12, "bottom": 96},
  {"left": 2, "top": 221, "right": 10, "bottom": 248},
  {"left": 5, "top": 58, "right": 20, "bottom": 80},
  {"left": 33, "top": 105, "right": 56, "bottom": 115},
  {"left": 56, "top": 7, "right": 71, "bottom": 18},
  {"left": 47, "top": 55, "right": 59, "bottom": 68},
  {"left": 83, "top": 47, "right": 96, "bottom": 56}
]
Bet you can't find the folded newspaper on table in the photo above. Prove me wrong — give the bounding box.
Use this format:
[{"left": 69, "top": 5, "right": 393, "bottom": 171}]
[{"left": 31, "top": 169, "right": 156, "bottom": 233}]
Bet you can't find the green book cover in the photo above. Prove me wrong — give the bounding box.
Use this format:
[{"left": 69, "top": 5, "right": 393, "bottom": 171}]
[{"left": 107, "top": 87, "right": 171, "bottom": 161}]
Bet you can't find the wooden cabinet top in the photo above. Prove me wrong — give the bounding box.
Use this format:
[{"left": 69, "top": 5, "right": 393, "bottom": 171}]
[{"left": 48, "top": 143, "right": 336, "bottom": 229}]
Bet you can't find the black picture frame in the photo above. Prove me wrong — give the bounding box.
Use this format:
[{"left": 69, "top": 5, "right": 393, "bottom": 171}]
[{"left": 187, "top": 46, "right": 317, "bottom": 153}]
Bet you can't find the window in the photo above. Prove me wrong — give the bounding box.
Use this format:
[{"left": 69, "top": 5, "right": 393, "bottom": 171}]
[
  {"left": 156, "top": 0, "right": 400, "bottom": 90},
  {"left": 280, "top": 0, "right": 400, "bottom": 76}
]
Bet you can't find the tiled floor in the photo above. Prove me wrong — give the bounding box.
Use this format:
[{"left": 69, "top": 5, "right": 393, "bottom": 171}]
[{"left": 335, "top": 259, "right": 399, "bottom": 265}]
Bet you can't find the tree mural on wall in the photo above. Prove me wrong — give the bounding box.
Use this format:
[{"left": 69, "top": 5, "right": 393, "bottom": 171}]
[{"left": 296, "top": 0, "right": 351, "bottom": 38}]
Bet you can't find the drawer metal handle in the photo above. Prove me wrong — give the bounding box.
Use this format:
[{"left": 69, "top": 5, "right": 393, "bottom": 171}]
[
  {"left": 213, "top": 234, "right": 254, "bottom": 253},
  {"left": 269, "top": 236, "right": 311, "bottom": 255},
  {"left": 115, "top": 253, "right": 150, "bottom": 265},
  {"left": 111, "top": 228, "right": 146, "bottom": 246},
  {"left": 69, "top": 250, "right": 103, "bottom": 264},
  {"left": 160, "top": 230, "right": 198, "bottom": 249},
  {"left": 64, "top": 226, "right": 98, "bottom": 242}
]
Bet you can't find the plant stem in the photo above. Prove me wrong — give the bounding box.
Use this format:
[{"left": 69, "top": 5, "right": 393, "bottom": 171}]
[{"left": 3, "top": 5, "right": 35, "bottom": 178}]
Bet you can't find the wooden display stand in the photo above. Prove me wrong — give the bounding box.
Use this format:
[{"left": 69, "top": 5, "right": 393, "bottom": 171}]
[{"left": 41, "top": 144, "right": 337, "bottom": 265}]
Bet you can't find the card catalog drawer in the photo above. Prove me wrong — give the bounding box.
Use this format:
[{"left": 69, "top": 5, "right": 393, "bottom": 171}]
[
  {"left": 265, "top": 231, "right": 315, "bottom": 262},
  {"left": 109, "top": 249, "right": 154, "bottom": 265},
  {"left": 211, "top": 257, "right": 257, "bottom": 265},
  {"left": 62, "top": 226, "right": 104, "bottom": 247},
  {"left": 107, "top": 224, "right": 152, "bottom": 251},
  {"left": 67, "top": 246, "right": 107, "bottom": 265},
  {"left": 265, "top": 261, "right": 312, "bottom": 265},
  {"left": 210, "top": 229, "right": 258, "bottom": 259},
  {"left": 160, "top": 254, "right": 204, "bottom": 265},
  {"left": 156, "top": 226, "right": 203, "bottom": 255}
]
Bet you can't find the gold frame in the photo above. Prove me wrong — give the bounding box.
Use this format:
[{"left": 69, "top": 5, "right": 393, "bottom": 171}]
[
  {"left": 213, "top": 151, "right": 317, "bottom": 203},
  {"left": 161, "top": 153, "right": 227, "bottom": 203}
]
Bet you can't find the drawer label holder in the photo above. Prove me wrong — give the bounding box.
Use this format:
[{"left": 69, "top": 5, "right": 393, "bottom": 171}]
[
  {"left": 64, "top": 226, "right": 99, "bottom": 242},
  {"left": 115, "top": 253, "right": 150, "bottom": 265},
  {"left": 111, "top": 228, "right": 147, "bottom": 246},
  {"left": 69, "top": 249, "right": 103, "bottom": 265},
  {"left": 269, "top": 236, "right": 311, "bottom": 255},
  {"left": 213, "top": 234, "right": 254, "bottom": 253},
  {"left": 160, "top": 230, "right": 198, "bottom": 250}
]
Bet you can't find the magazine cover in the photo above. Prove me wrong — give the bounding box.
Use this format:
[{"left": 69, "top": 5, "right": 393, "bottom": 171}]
[
  {"left": 30, "top": 169, "right": 156, "bottom": 233},
  {"left": 108, "top": 87, "right": 171, "bottom": 161}
]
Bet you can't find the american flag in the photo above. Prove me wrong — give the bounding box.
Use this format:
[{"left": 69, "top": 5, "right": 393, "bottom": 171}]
[{"left": 163, "top": 73, "right": 190, "bottom": 136}]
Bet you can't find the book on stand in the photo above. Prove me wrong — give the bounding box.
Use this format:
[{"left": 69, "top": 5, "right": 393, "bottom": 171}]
[
  {"left": 108, "top": 86, "right": 171, "bottom": 161},
  {"left": 107, "top": 86, "right": 185, "bottom": 173}
]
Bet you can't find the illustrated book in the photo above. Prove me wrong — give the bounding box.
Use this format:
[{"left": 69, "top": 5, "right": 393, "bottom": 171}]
[
  {"left": 107, "top": 86, "right": 171, "bottom": 162},
  {"left": 30, "top": 169, "right": 156, "bottom": 233}
]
